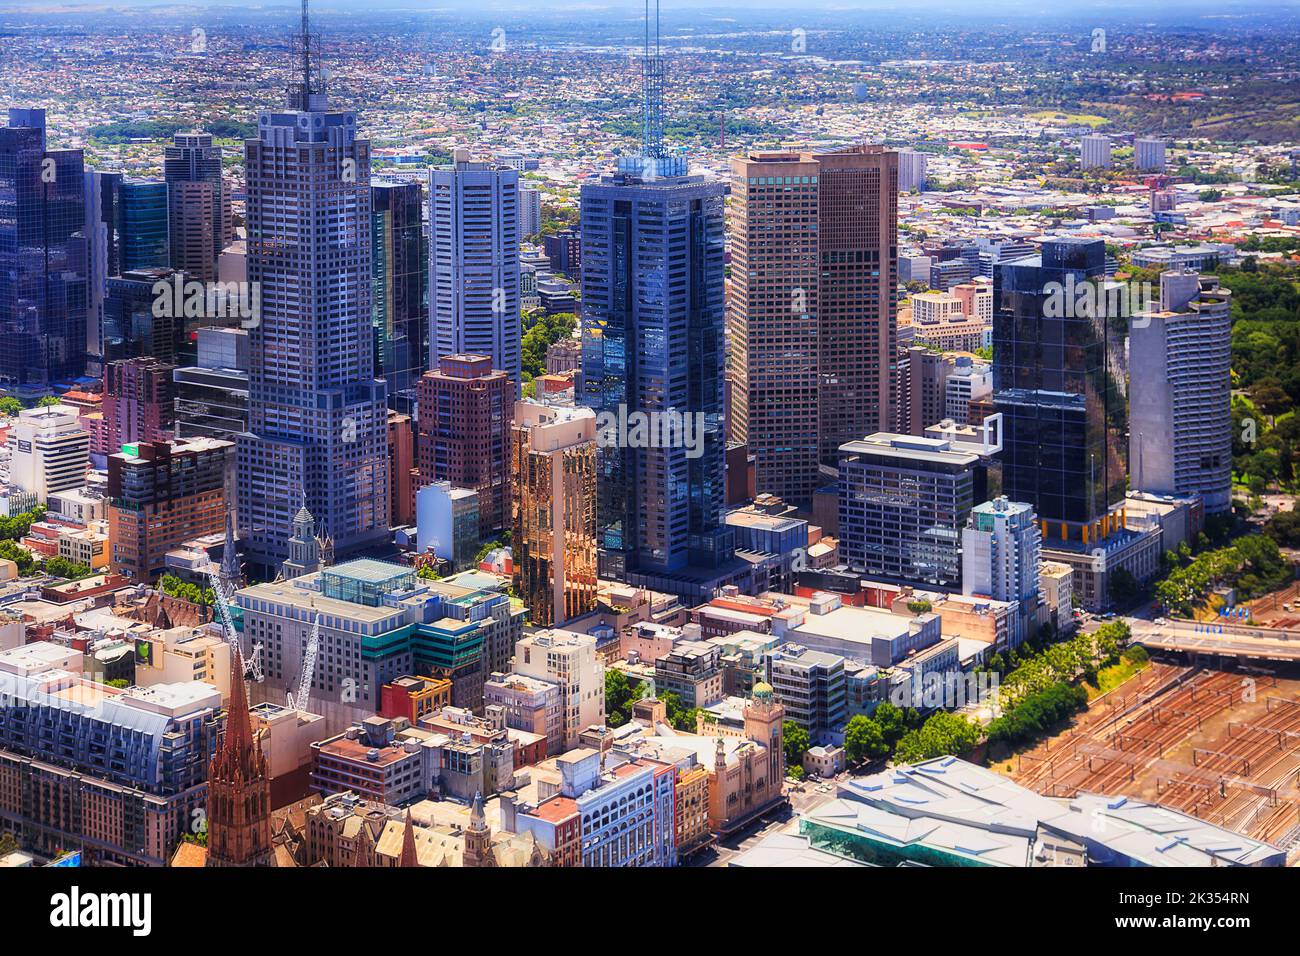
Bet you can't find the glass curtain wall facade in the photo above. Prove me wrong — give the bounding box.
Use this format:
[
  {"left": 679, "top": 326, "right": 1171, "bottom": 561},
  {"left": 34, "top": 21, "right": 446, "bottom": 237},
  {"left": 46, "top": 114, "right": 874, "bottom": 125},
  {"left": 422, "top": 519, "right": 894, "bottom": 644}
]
[{"left": 993, "top": 237, "right": 1126, "bottom": 541}]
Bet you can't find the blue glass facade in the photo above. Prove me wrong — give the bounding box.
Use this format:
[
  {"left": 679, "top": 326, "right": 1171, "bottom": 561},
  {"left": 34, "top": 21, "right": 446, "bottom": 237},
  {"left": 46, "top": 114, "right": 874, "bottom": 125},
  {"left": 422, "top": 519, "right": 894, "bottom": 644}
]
[
  {"left": 119, "top": 180, "right": 170, "bottom": 272},
  {"left": 0, "top": 108, "right": 88, "bottom": 390},
  {"left": 993, "top": 237, "right": 1127, "bottom": 534},
  {"left": 579, "top": 170, "right": 731, "bottom": 578}
]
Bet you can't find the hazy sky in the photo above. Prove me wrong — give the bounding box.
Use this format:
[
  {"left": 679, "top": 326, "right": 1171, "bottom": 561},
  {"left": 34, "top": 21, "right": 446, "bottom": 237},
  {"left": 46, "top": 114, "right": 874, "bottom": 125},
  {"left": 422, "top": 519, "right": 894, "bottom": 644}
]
[{"left": 0, "top": 0, "right": 1288, "bottom": 13}]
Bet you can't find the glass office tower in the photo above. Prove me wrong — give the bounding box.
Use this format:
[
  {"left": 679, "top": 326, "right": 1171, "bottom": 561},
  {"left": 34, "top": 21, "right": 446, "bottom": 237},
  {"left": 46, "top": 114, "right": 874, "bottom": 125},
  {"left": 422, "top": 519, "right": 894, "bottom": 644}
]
[
  {"left": 120, "top": 180, "right": 170, "bottom": 272},
  {"left": 993, "top": 237, "right": 1127, "bottom": 541},
  {"left": 0, "top": 108, "right": 88, "bottom": 391},
  {"left": 372, "top": 179, "right": 427, "bottom": 415}
]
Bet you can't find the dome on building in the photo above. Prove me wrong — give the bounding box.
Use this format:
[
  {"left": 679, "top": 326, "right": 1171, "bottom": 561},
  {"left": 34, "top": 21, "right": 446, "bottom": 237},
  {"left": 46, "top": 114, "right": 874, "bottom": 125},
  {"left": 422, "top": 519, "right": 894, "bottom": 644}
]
[{"left": 752, "top": 680, "right": 774, "bottom": 700}]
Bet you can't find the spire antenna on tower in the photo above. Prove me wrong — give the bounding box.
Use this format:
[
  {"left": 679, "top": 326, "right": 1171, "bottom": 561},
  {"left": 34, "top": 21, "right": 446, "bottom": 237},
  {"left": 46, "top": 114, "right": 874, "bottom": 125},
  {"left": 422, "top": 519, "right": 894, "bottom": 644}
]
[
  {"left": 301, "top": 0, "right": 312, "bottom": 98},
  {"left": 621, "top": 0, "right": 684, "bottom": 180}
]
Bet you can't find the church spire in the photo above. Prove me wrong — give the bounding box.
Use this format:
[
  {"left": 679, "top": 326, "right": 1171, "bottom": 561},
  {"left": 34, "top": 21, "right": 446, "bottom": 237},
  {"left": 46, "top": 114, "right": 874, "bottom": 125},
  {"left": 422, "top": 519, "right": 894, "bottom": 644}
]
[
  {"left": 219, "top": 508, "right": 242, "bottom": 588},
  {"left": 205, "top": 667, "right": 272, "bottom": 866},
  {"left": 399, "top": 810, "right": 419, "bottom": 867}
]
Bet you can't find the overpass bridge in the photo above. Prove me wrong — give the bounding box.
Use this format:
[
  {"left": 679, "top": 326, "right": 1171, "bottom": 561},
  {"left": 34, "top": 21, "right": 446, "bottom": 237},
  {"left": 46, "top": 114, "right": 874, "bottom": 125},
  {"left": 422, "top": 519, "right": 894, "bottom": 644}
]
[{"left": 1131, "top": 619, "right": 1300, "bottom": 664}]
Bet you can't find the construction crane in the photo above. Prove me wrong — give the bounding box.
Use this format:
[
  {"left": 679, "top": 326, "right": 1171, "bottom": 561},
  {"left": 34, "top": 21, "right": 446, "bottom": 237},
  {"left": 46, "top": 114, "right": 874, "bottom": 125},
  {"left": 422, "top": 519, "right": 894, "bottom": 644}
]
[
  {"left": 287, "top": 613, "right": 321, "bottom": 712},
  {"left": 205, "top": 561, "right": 263, "bottom": 682}
]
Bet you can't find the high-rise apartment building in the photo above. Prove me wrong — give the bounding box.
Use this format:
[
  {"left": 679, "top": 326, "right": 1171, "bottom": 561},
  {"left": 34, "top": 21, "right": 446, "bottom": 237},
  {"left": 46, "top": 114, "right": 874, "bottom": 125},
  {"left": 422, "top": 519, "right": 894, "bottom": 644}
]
[
  {"left": 898, "top": 149, "right": 928, "bottom": 192},
  {"left": 1134, "top": 137, "right": 1167, "bottom": 173},
  {"left": 0, "top": 108, "right": 88, "bottom": 393},
  {"left": 104, "top": 356, "right": 176, "bottom": 451},
  {"left": 416, "top": 354, "right": 512, "bottom": 534},
  {"left": 1080, "top": 134, "right": 1112, "bottom": 170},
  {"left": 994, "top": 237, "right": 1126, "bottom": 543},
  {"left": 728, "top": 145, "right": 899, "bottom": 503},
  {"left": 519, "top": 184, "right": 542, "bottom": 237},
  {"left": 107, "top": 437, "right": 231, "bottom": 582},
  {"left": 429, "top": 150, "right": 521, "bottom": 393},
  {"left": 511, "top": 401, "right": 598, "bottom": 627},
  {"left": 962, "top": 496, "right": 1041, "bottom": 646},
  {"left": 839, "top": 432, "right": 977, "bottom": 588},
  {"left": 236, "top": 19, "right": 390, "bottom": 572},
  {"left": 1129, "top": 271, "right": 1233, "bottom": 514},
  {"left": 372, "top": 180, "right": 427, "bottom": 415},
  {"left": 164, "top": 130, "right": 231, "bottom": 282}
]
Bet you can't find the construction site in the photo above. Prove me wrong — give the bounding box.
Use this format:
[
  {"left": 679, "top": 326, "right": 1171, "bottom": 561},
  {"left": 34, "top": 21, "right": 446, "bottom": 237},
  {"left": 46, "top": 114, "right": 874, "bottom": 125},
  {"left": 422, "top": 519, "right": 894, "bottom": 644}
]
[{"left": 1006, "top": 657, "right": 1300, "bottom": 863}]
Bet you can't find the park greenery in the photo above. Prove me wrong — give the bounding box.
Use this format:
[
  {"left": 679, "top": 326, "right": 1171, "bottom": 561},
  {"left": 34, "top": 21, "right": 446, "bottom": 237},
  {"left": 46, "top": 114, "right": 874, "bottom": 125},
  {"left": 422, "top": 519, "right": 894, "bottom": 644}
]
[
  {"left": 985, "top": 682, "right": 1089, "bottom": 751},
  {"left": 1153, "top": 534, "right": 1291, "bottom": 617},
  {"left": 521, "top": 312, "right": 577, "bottom": 380},
  {"left": 0, "top": 540, "right": 37, "bottom": 576}
]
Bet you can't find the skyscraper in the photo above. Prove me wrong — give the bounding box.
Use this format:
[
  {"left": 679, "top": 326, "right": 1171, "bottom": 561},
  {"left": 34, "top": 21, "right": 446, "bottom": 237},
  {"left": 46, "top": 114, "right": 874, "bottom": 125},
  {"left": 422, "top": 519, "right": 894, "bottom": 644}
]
[
  {"left": 429, "top": 149, "right": 521, "bottom": 394},
  {"left": 236, "top": 4, "right": 390, "bottom": 571},
  {"left": 994, "top": 237, "right": 1126, "bottom": 543},
  {"left": 118, "top": 179, "right": 170, "bottom": 271},
  {"left": 372, "top": 179, "right": 427, "bottom": 415},
  {"left": 728, "top": 145, "right": 899, "bottom": 502},
  {"left": 580, "top": 1, "right": 731, "bottom": 589},
  {"left": 0, "top": 107, "right": 88, "bottom": 393},
  {"left": 511, "top": 401, "right": 598, "bottom": 627},
  {"left": 1129, "top": 271, "right": 1233, "bottom": 513},
  {"left": 416, "top": 354, "right": 512, "bottom": 534},
  {"left": 165, "top": 130, "right": 231, "bottom": 282}
]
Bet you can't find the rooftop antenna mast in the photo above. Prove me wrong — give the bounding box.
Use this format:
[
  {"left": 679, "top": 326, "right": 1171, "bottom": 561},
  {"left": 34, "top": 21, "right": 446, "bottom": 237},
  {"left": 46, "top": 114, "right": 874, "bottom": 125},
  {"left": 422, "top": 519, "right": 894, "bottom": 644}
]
[
  {"left": 642, "top": 0, "right": 665, "bottom": 160},
  {"left": 301, "top": 0, "right": 312, "bottom": 98},
  {"left": 624, "top": 0, "right": 683, "bottom": 178},
  {"left": 290, "top": 0, "right": 324, "bottom": 109}
]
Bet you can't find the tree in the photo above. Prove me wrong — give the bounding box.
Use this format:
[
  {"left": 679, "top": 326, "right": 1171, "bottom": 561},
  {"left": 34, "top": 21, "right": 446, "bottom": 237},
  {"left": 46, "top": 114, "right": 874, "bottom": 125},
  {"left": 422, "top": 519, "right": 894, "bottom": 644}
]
[
  {"left": 873, "top": 701, "right": 908, "bottom": 747},
  {"left": 35, "top": 395, "right": 60, "bottom": 408},
  {"left": 782, "top": 720, "right": 811, "bottom": 770},
  {"left": 843, "top": 715, "right": 888, "bottom": 764},
  {"left": 44, "top": 556, "right": 93, "bottom": 581},
  {"left": 604, "top": 670, "right": 644, "bottom": 727},
  {"left": 0, "top": 397, "right": 21, "bottom": 417},
  {"left": 893, "top": 711, "right": 980, "bottom": 763},
  {"left": 1108, "top": 567, "right": 1140, "bottom": 608},
  {"left": 0, "top": 505, "right": 46, "bottom": 541},
  {"left": 0, "top": 540, "right": 37, "bottom": 576}
]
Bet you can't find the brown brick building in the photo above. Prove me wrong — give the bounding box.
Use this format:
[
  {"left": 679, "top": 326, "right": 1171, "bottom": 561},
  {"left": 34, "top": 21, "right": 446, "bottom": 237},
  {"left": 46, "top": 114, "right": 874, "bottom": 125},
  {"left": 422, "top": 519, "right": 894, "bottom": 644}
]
[
  {"left": 416, "top": 354, "right": 512, "bottom": 534},
  {"left": 107, "top": 437, "right": 232, "bottom": 583}
]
